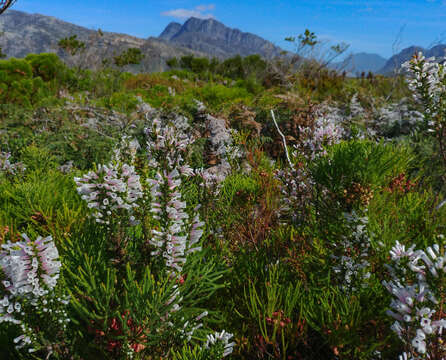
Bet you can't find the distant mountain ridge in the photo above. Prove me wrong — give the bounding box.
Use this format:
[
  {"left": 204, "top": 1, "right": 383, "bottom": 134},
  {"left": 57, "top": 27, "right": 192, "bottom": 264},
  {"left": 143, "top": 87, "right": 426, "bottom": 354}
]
[
  {"left": 379, "top": 45, "right": 446, "bottom": 74},
  {"left": 330, "top": 52, "right": 387, "bottom": 75},
  {"left": 0, "top": 10, "right": 285, "bottom": 72},
  {"left": 0, "top": 10, "right": 206, "bottom": 72},
  {"left": 330, "top": 45, "right": 446, "bottom": 76},
  {"left": 2, "top": 9, "right": 446, "bottom": 76},
  {"left": 157, "top": 17, "right": 285, "bottom": 59}
]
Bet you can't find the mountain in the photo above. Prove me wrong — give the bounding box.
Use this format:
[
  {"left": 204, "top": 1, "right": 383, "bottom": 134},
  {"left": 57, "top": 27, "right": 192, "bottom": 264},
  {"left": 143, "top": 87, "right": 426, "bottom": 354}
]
[
  {"left": 157, "top": 17, "right": 284, "bottom": 59},
  {"left": 378, "top": 45, "right": 446, "bottom": 74},
  {"left": 0, "top": 10, "right": 204, "bottom": 72},
  {"left": 159, "top": 22, "right": 182, "bottom": 41},
  {"left": 8, "top": 9, "right": 444, "bottom": 77},
  {"left": 330, "top": 52, "right": 387, "bottom": 75},
  {"left": 378, "top": 46, "right": 424, "bottom": 75}
]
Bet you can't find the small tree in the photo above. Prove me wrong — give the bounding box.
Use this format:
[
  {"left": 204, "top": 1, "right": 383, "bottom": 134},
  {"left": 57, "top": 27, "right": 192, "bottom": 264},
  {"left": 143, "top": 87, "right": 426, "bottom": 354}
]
[
  {"left": 113, "top": 47, "right": 144, "bottom": 68},
  {"left": 285, "top": 28, "right": 349, "bottom": 69},
  {"left": 58, "top": 34, "right": 86, "bottom": 56},
  {"left": 0, "top": 31, "right": 6, "bottom": 58},
  {"left": 166, "top": 57, "right": 179, "bottom": 69}
]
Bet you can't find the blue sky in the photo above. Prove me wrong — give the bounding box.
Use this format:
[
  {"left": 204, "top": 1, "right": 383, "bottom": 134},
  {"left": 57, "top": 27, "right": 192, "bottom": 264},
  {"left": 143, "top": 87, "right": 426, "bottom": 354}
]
[{"left": 10, "top": 0, "right": 446, "bottom": 59}]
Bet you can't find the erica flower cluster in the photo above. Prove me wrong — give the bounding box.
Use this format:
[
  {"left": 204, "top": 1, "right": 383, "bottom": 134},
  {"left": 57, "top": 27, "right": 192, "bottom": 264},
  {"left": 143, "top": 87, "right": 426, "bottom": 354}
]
[
  {"left": 113, "top": 135, "right": 141, "bottom": 165},
  {"left": 295, "top": 116, "right": 344, "bottom": 161},
  {"left": 145, "top": 115, "right": 194, "bottom": 175},
  {"left": 0, "top": 152, "right": 25, "bottom": 175},
  {"left": 148, "top": 169, "right": 203, "bottom": 275},
  {"left": 275, "top": 165, "right": 314, "bottom": 224},
  {"left": 143, "top": 115, "right": 222, "bottom": 347},
  {"left": 402, "top": 52, "right": 446, "bottom": 133},
  {"left": 349, "top": 93, "right": 365, "bottom": 120},
  {"left": 383, "top": 236, "right": 446, "bottom": 358},
  {"left": 0, "top": 234, "right": 61, "bottom": 311},
  {"left": 0, "top": 234, "right": 69, "bottom": 352},
  {"left": 196, "top": 101, "right": 241, "bottom": 188},
  {"left": 332, "top": 211, "right": 372, "bottom": 292},
  {"left": 275, "top": 115, "right": 343, "bottom": 224},
  {"left": 204, "top": 330, "right": 235, "bottom": 358},
  {"left": 74, "top": 162, "right": 143, "bottom": 225},
  {"left": 144, "top": 116, "right": 203, "bottom": 275},
  {"left": 376, "top": 99, "right": 424, "bottom": 135}
]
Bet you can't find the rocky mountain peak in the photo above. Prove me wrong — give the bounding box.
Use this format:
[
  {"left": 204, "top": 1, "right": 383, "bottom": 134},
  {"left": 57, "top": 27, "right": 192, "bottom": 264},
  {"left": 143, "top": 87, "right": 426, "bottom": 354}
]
[
  {"left": 158, "top": 22, "right": 182, "bottom": 41},
  {"left": 158, "top": 17, "right": 284, "bottom": 59}
]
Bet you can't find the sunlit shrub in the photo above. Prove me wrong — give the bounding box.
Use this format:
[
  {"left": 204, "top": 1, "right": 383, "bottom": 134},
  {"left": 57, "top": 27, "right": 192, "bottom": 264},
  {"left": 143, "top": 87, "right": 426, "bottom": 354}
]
[{"left": 25, "top": 53, "right": 69, "bottom": 82}]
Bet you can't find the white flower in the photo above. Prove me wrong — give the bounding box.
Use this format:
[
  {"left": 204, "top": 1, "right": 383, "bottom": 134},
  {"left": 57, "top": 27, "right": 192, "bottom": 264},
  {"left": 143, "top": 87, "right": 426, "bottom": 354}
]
[{"left": 205, "top": 330, "right": 235, "bottom": 357}]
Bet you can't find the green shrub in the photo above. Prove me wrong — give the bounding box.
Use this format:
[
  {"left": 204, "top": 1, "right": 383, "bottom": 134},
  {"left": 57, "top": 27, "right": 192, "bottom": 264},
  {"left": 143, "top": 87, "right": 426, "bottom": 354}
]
[
  {"left": 25, "top": 53, "right": 68, "bottom": 82},
  {"left": 98, "top": 91, "right": 139, "bottom": 113},
  {"left": 0, "top": 57, "right": 56, "bottom": 106},
  {"left": 0, "top": 57, "right": 32, "bottom": 81},
  {"left": 0, "top": 164, "right": 85, "bottom": 239},
  {"left": 196, "top": 84, "right": 252, "bottom": 110},
  {"left": 312, "top": 139, "right": 413, "bottom": 194},
  {"left": 311, "top": 139, "right": 414, "bottom": 217}
]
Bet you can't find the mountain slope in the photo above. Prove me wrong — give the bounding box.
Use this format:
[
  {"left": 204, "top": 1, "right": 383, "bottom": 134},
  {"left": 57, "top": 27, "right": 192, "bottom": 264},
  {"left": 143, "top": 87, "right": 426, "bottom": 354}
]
[
  {"left": 0, "top": 10, "right": 204, "bottom": 72},
  {"left": 378, "top": 45, "right": 446, "bottom": 74},
  {"left": 331, "top": 52, "right": 387, "bottom": 75},
  {"left": 159, "top": 22, "right": 182, "bottom": 41},
  {"left": 158, "top": 17, "right": 284, "bottom": 59},
  {"left": 378, "top": 46, "right": 424, "bottom": 75}
]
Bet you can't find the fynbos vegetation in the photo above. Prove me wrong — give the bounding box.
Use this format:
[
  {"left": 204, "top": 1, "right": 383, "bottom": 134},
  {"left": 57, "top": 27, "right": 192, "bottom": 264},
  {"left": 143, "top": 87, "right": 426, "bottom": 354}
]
[{"left": 0, "top": 20, "right": 446, "bottom": 359}]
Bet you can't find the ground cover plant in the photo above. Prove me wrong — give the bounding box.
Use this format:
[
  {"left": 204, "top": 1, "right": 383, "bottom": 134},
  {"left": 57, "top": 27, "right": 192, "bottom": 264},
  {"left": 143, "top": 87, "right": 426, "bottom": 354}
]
[{"left": 0, "top": 46, "right": 446, "bottom": 360}]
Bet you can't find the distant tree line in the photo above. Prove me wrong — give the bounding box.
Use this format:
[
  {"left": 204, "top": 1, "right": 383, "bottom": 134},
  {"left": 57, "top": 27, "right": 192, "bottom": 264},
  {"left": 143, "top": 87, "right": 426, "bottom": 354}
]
[{"left": 166, "top": 54, "right": 268, "bottom": 81}]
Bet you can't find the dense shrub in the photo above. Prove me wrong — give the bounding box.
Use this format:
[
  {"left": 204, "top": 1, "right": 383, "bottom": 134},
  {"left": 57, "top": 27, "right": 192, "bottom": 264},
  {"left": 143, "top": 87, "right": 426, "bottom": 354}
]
[
  {"left": 0, "top": 49, "right": 445, "bottom": 359},
  {"left": 25, "top": 53, "right": 69, "bottom": 82}
]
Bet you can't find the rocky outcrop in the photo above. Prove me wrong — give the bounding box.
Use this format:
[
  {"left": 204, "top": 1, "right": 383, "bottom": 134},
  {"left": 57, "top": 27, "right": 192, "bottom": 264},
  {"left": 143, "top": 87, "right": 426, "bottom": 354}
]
[
  {"left": 158, "top": 17, "right": 284, "bottom": 59},
  {"left": 159, "top": 22, "right": 182, "bottom": 41}
]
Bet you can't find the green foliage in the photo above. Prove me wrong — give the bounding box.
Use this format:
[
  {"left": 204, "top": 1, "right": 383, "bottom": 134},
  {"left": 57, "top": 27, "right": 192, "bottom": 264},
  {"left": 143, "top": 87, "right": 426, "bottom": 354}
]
[
  {"left": 0, "top": 48, "right": 445, "bottom": 359},
  {"left": 25, "top": 53, "right": 69, "bottom": 82},
  {"left": 180, "top": 55, "right": 211, "bottom": 73},
  {"left": 173, "top": 342, "right": 230, "bottom": 360},
  {"left": 0, "top": 58, "right": 40, "bottom": 106},
  {"left": 196, "top": 84, "right": 252, "bottom": 110},
  {"left": 167, "top": 54, "right": 267, "bottom": 91},
  {"left": 368, "top": 189, "right": 446, "bottom": 250},
  {"left": 301, "top": 284, "right": 391, "bottom": 359},
  {"left": 99, "top": 91, "right": 140, "bottom": 113},
  {"left": 0, "top": 57, "right": 32, "bottom": 81},
  {"left": 298, "top": 29, "right": 318, "bottom": 47},
  {"left": 313, "top": 140, "right": 412, "bottom": 189},
  {"left": 113, "top": 48, "right": 144, "bottom": 68},
  {"left": 219, "top": 173, "right": 260, "bottom": 207},
  {"left": 243, "top": 264, "right": 303, "bottom": 357},
  {"left": 0, "top": 55, "right": 75, "bottom": 106},
  {"left": 311, "top": 140, "right": 413, "bottom": 216},
  {"left": 0, "top": 162, "right": 85, "bottom": 239},
  {"left": 58, "top": 35, "right": 86, "bottom": 56},
  {"left": 166, "top": 57, "right": 179, "bottom": 69}
]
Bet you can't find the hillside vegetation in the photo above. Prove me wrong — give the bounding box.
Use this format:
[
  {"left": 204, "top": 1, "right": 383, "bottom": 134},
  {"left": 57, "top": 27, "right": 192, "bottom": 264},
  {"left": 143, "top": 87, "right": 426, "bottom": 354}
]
[{"left": 0, "top": 49, "right": 445, "bottom": 360}]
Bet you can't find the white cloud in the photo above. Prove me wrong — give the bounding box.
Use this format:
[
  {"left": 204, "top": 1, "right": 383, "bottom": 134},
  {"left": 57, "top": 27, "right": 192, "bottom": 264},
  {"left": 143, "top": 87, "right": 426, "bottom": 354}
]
[{"left": 161, "top": 4, "right": 215, "bottom": 20}]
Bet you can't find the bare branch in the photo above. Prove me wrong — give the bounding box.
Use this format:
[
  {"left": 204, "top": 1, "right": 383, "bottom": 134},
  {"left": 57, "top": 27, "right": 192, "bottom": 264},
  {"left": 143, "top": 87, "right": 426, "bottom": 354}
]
[
  {"left": 271, "top": 110, "right": 293, "bottom": 169},
  {"left": 0, "top": 0, "right": 17, "bottom": 15}
]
